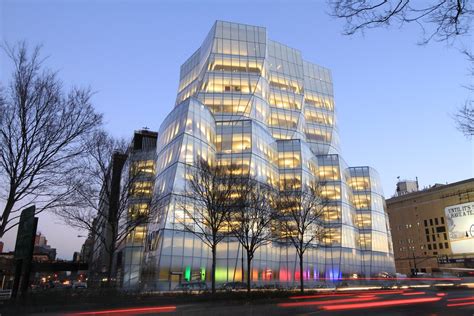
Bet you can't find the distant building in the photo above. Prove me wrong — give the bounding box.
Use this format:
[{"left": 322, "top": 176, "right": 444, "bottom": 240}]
[
  {"left": 80, "top": 235, "right": 94, "bottom": 264},
  {"left": 386, "top": 178, "right": 474, "bottom": 275},
  {"left": 35, "top": 232, "right": 47, "bottom": 247},
  {"left": 33, "top": 233, "right": 56, "bottom": 261},
  {"left": 73, "top": 252, "right": 81, "bottom": 262}
]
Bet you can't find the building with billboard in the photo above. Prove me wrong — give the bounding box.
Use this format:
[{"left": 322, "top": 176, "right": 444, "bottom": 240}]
[
  {"left": 141, "top": 21, "right": 395, "bottom": 291},
  {"left": 386, "top": 178, "right": 474, "bottom": 275}
]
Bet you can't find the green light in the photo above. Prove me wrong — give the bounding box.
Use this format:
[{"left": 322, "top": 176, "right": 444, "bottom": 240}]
[
  {"left": 184, "top": 266, "right": 191, "bottom": 281},
  {"left": 215, "top": 267, "right": 227, "bottom": 282},
  {"left": 200, "top": 267, "right": 206, "bottom": 281}
]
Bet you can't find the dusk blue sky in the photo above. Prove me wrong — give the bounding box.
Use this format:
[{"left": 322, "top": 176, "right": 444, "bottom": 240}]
[{"left": 1, "top": 0, "right": 472, "bottom": 259}]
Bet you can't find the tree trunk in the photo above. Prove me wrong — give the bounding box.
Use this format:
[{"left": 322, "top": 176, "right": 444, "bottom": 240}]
[
  {"left": 106, "top": 252, "right": 114, "bottom": 287},
  {"left": 246, "top": 255, "right": 252, "bottom": 293},
  {"left": 0, "top": 190, "right": 16, "bottom": 238},
  {"left": 211, "top": 244, "right": 216, "bottom": 294},
  {"left": 299, "top": 252, "right": 304, "bottom": 293},
  {"left": 106, "top": 226, "right": 117, "bottom": 288},
  {"left": 241, "top": 246, "right": 245, "bottom": 282}
]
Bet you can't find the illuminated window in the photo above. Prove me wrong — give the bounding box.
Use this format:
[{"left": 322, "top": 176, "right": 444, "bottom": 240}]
[
  {"left": 356, "top": 213, "right": 371, "bottom": 228},
  {"left": 280, "top": 173, "right": 301, "bottom": 190},
  {"left": 304, "top": 109, "right": 333, "bottom": 126},
  {"left": 317, "top": 166, "right": 339, "bottom": 181},
  {"left": 131, "top": 160, "right": 155, "bottom": 175},
  {"left": 321, "top": 185, "right": 341, "bottom": 200},
  {"left": 324, "top": 228, "right": 341, "bottom": 245},
  {"left": 349, "top": 177, "right": 370, "bottom": 191},
  {"left": 353, "top": 194, "right": 370, "bottom": 209},
  {"left": 324, "top": 205, "right": 341, "bottom": 222},
  {"left": 278, "top": 151, "right": 301, "bottom": 168},
  {"left": 131, "top": 181, "right": 153, "bottom": 196},
  {"left": 129, "top": 203, "right": 149, "bottom": 216}
]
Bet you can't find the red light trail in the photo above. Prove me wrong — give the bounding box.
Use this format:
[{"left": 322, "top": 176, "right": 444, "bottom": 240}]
[
  {"left": 68, "top": 305, "right": 177, "bottom": 315},
  {"left": 278, "top": 296, "right": 375, "bottom": 307},
  {"left": 320, "top": 297, "right": 442, "bottom": 311},
  {"left": 447, "top": 296, "right": 474, "bottom": 302},
  {"left": 401, "top": 291, "right": 426, "bottom": 296},
  {"left": 315, "top": 277, "right": 461, "bottom": 281},
  {"left": 447, "top": 301, "right": 474, "bottom": 307},
  {"left": 289, "top": 293, "right": 354, "bottom": 299}
]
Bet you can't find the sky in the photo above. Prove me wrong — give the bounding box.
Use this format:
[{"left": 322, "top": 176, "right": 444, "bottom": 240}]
[{"left": 1, "top": 0, "right": 472, "bottom": 259}]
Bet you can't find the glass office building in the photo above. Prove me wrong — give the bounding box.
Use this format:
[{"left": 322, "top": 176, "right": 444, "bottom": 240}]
[{"left": 140, "top": 21, "right": 394, "bottom": 290}]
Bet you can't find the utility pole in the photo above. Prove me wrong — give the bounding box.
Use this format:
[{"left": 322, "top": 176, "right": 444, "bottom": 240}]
[{"left": 412, "top": 252, "right": 417, "bottom": 276}]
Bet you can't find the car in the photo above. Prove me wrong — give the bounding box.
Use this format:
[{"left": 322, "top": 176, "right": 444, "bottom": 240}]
[
  {"left": 72, "top": 281, "right": 88, "bottom": 289},
  {"left": 221, "top": 281, "right": 247, "bottom": 291},
  {"left": 175, "top": 281, "right": 208, "bottom": 293}
]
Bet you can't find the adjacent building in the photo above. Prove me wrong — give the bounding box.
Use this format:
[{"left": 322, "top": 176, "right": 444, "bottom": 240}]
[
  {"left": 88, "top": 151, "right": 128, "bottom": 286},
  {"left": 140, "top": 21, "right": 395, "bottom": 291},
  {"left": 87, "top": 129, "right": 158, "bottom": 289},
  {"left": 118, "top": 129, "right": 158, "bottom": 289},
  {"left": 386, "top": 178, "right": 474, "bottom": 275}
]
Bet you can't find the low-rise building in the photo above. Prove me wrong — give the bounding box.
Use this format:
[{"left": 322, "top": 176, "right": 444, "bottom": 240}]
[{"left": 386, "top": 178, "right": 474, "bottom": 275}]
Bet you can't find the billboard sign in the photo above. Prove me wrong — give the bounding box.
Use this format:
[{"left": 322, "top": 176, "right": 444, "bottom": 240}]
[{"left": 445, "top": 202, "right": 474, "bottom": 254}]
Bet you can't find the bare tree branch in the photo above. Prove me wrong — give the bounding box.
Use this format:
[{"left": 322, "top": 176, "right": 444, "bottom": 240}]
[
  {"left": 55, "top": 131, "right": 157, "bottom": 286},
  {"left": 275, "top": 183, "right": 328, "bottom": 293},
  {"left": 226, "top": 178, "right": 276, "bottom": 292},
  {"left": 329, "top": 0, "right": 473, "bottom": 44},
  {"left": 0, "top": 41, "right": 102, "bottom": 236},
  {"left": 177, "top": 158, "right": 238, "bottom": 294}
]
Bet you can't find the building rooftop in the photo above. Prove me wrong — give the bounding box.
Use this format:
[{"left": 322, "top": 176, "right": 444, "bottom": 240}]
[{"left": 386, "top": 178, "right": 474, "bottom": 203}]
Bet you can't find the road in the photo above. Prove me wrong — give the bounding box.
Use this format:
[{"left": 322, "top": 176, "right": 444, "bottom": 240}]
[{"left": 52, "top": 287, "right": 474, "bottom": 316}]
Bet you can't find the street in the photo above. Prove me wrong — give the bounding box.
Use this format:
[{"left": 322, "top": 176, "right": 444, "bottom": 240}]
[{"left": 35, "top": 287, "right": 473, "bottom": 316}]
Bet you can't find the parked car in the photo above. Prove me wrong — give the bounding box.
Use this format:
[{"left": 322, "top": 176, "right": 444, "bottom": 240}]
[
  {"left": 221, "top": 281, "right": 247, "bottom": 291},
  {"left": 174, "top": 281, "right": 208, "bottom": 293},
  {"left": 255, "top": 283, "right": 284, "bottom": 290},
  {"left": 72, "top": 281, "right": 88, "bottom": 289}
]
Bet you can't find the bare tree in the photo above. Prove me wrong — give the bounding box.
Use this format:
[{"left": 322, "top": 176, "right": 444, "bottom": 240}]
[
  {"left": 276, "top": 184, "right": 327, "bottom": 293},
  {"left": 329, "top": 0, "right": 473, "bottom": 44},
  {"left": 227, "top": 179, "right": 276, "bottom": 292},
  {"left": 455, "top": 51, "right": 474, "bottom": 137},
  {"left": 58, "top": 131, "right": 156, "bottom": 286},
  {"left": 456, "top": 101, "right": 474, "bottom": 137},
  {"left": 0, "top": 42, "right": 102, "bottom": 237},
  {"left": 178, "top": 159, "right": 237, "bottom": 294}
]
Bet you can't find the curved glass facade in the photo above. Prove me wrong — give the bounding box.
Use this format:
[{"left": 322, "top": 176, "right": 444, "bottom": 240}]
[{"left": 140, "top": 21, "right": 394, "bottom": 290}]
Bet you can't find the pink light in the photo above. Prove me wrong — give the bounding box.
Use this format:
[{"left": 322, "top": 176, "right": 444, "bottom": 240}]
[
  {"left": 278, "top": 297, "right": 375, "bottom": 308},
  {"left": 436, "top": 293, "right": 447, "bottom": 297},
  {"left": 289, "top": 293, "right": 355, "bottom": 300},
  {"left": 279, "top": 268, "right": 291, "bottom": 282},
  {"left": 321, "top": 297, "right": 441, "bottom": 311},
  {"left": 401, "top": 292, "right": 425, "bottom": 296},
  {"left": 69, "top": 306, "right": 177, "bottom": 315},
  {"left": 349, "top": 290, "right": 406, "bottom": 295},
  {"left": 316, "top": 277, "right": 461, "bottom": 281}
]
